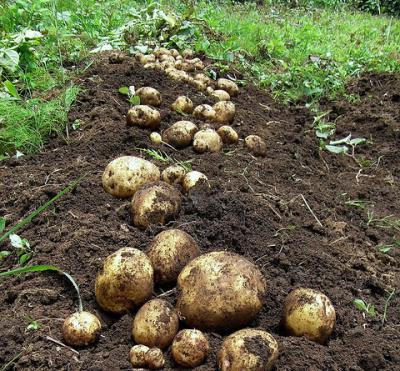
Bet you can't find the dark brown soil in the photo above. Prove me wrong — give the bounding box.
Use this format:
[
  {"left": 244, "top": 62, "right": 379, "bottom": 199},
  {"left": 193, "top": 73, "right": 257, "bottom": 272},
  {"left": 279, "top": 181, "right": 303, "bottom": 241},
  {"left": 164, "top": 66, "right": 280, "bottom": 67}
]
[{"left": 0, "top": 53, "right": 399, "bottom": 370}]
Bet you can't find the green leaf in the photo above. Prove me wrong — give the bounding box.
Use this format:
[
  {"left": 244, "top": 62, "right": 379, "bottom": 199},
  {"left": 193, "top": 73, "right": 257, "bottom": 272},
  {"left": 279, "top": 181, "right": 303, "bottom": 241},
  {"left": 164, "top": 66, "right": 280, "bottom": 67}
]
[
  {"left": 349, "top": 137, "right": 366, "bottom": 146},
  {"left": 378, "top": 245, "right": 392, "bottom": 253},
  {"left": 19, "top": 252, "right": 33, "bottom": 266},
  {"left": 4, "top": 80, "right": 20, "bottom": 99},
  {"left": 0, "top": 251, "right": 11, "bottom": 260},
  {"left": 26, "top": 320, "right": 41, "bottom": 331},
  {"left": 118, "top": 86, "right": 129, "bottom": 95},
  {"left": 325, "top": 145, "right": 348, "bottom": 154},
  {"left": 330, "top": 134, "right": 352, "bottom": 145},
  {"left": 353, "top": 298, "right": 367, "bottom": 311},
  {"left": 0, "top": 217, "right": 5, "bottom": 233},
  {"left": 129, "top": 95, "right": 140, "bottom": 105},
  {"left": 0, "top": 49, "right": 19, "bottom": 73}
]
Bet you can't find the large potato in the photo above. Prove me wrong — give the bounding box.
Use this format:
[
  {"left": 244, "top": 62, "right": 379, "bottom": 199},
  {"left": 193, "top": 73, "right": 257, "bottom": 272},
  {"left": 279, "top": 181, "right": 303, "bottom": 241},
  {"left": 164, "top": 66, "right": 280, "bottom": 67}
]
[
  {"left": 154, "top": 47, "right": 171, "bottom": 57},
  {"left": 216, "top": 78, "right": 239, "bottom": 96},
  {"left": 172, "top": 329, "right": 210, "bottom": 367},
  {"left": 217, "top": 126, "right": 239, "bottom": 145},
  {"left": 176, "top": 251, "right": 266, "bottom": 331},
  {"left": 161, "top": 164, "right": 186, "bottom": 185},
  {"left": 218, "top": 329, "right": 279, "bottom": 371},
  {"left": 136, "top": 87, "right": 162, "bottom": 107},
  {"left": 193, "top": 104, "right": 216, "bottom": 121},
  {"left": 127, "top": 105, "right": 161, "bottom": 129},
  {"left": 282, "top": 287, "right": 336, "bottom": 344},
  {"left": 244, "top": 135, "right": 267, "bottom": 157},
  {"left": 193, "top": 129, "right": 223, "bottom": 153},
  {"left": 162, "top": 121, "right": 198, "bottom": 148},
  {"left": 194, "top": 73, "right": 211, "bottom": 85},
  {"left": 139, "top": 54, "right": 156, "bottom": 65},
  {"left": 213, "top": 101, "right": 235, "bottom": 124},
  {"left": 147, "top": 229, "right": 201, "bottom": 285},
  {"left": 182, "top": 171, "right": 208, "bottom": 192},
  {"left": 131, "top": 181, "right": 181, "bottom": 229},
  {"left": 95, "top": 248, "right": 154, "bottom": 313},
  {"left": 171, "top": 96, "right": 194, "bottom": 114},
  {"left": 132, "top": 299, "right": 179, "bottom": 349},
  {"left": 211, "top": 90, "right": 230, "bottom": 102},
  {"left": 102, "top": 156, "right": 160, "bottom": 198},
  {"left": 62, "top": 311, "right": 101, "bottom": 347}
]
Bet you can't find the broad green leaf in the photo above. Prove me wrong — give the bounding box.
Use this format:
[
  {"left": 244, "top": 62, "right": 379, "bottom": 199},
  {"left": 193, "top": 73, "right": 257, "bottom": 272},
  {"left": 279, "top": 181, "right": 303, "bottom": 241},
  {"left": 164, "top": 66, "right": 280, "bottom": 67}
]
[
  {"left": 118, "top": 86, "right": 129, "bottom": 95},
  {"left": 129, "top": 95, "right": 140, "bottom": 105},
  {"left": 330, "top": 134, "right": 352, "bottom": 145},
  {"left": 26, "top": 320, "right": 41, "bottom": 331},
  {"left": 0, "top": 217, "right": 5, "bottom": 233},
  {"left": 325, "top": 145, "right": 348, "bottom": 154},
  {"left": 0, "top": 49, "right": 19, "bottom": 73},
  {"left": 378, "top": 245, "right": 392, "bottom": 253},
  {"left": 353, "top": 298, "right": 367, "bottom": 311},
  {"left": 349, "top": 137, "right": 366, "bottom": 146},
  {"left": 19, "top": 252, "right": 33, "bottom": 266},
  {"left": 4, "top": 80, "right": 20, "bottom": 99},
  {"left": 0, "top": 251, "right": 11, "bottom": 259}
]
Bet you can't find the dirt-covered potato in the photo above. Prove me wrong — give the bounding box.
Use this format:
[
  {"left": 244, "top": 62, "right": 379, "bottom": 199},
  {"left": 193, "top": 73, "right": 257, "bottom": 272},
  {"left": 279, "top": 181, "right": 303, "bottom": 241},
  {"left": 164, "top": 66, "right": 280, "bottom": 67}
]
[
  {"left": 194, "top": 73, "right": 211, "bottom": 85},
  {"left": 244, "top": 135, "right": 267, "bottom": 157},
  {"left": 206, "top": 86, "right": 215, "bottom": 95},
  {"left": 130, "top": 344, "right": 150, "bottom": 368},
  {"left": 127, "top": 105, "right": 161, "bottom": 129},
  {"left": 176, "top": 251, "right": 266, "bottom": 331},
  {"left": 217, "top": 78, "right": 239, "bottom": 96},
  {"left": 161, "top": 164, "right": 186, "bottom": 185},
  {"left": 159, "top": 54, "right": 175, "bottom": 63},
  {"left": 62, "top": 311, "right": 101, "bottom": 347},
  {"left": 180, "top": 62, "right": 196, "bottom": 72},
  {"left": 213, "top": 101, "right": 235, "bottom": 124},
  {"left": 150, "top": 132, "right": 162, "bottom": 145},
  {"left": 102, "top": 156, "right": 160, "bottom": 198},
  {"left": 217, "top": 126, "right": 239, "bottom": 144},
  {"left": 136, "top": 87, "right": 162, "bottom": 107},
  {"left": 154, "top": 47, "right": 171, "bottom": 57},
  {"left": 191, "top": 79, "right": 207, "bottom": 92},
  {"left": 182, "top": 49, "right": 194, "bottom": 58},
  {"left": 182, "top": 171, "right": 208, "bottom": 192},
  {"left": 131, "top": 181, "right": 181, "bottom": 229},
  {"left": 282, "top": 288, "right": 336, "bottom": 344},
  {"left": 132, "top": 299, "right": 179, "bottom": 349},
  {"left": 172, "top": 329, "right": 210, "bottom": 367},
  {"left": 139, "top": 54, "right": 156, "bottom": 65},
  {"left": 189, "top": 58, "right": 204, "bottom": 70},
  {"left": 193, "top": 104, "right": 216, "bottom": 121},
  {"left": 95, "top": 247, "right": 154, "bottom": 313},
  {"left": 193, "top": 129, "right": 223, "bottom": 153},
  {"left": 166, "top": 68, "right": 190, "bottom": 82},
  {"left": 147, "top": 229, "right": 201, "bottom": 285},
  {"left": 162, "top": 121, "right": 198, "bottom": 148},
  {"left": 143, "top": 62, "right": 157, "bottom": 70},
  {"left": 145, "top": 348, "right": 165, "bottom": 369},
  {"left": 211, "top": 90, "right": 231, "bottom": 102},
  {"left": 218, "top": 329, "right": 279, "bottom": 371},
  {"left": 171, "top": 96, "right": 194, "bottom": 114},
  {"left": 170, "top": 49, "right": 180, "bottom": 58}
]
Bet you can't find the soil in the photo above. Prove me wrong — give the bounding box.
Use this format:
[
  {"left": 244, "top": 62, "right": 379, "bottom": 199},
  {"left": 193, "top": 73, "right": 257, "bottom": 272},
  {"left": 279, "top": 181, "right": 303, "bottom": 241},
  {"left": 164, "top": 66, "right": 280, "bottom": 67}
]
[{"left": 0, "top": 53, "right": 399, "bottom": 371}]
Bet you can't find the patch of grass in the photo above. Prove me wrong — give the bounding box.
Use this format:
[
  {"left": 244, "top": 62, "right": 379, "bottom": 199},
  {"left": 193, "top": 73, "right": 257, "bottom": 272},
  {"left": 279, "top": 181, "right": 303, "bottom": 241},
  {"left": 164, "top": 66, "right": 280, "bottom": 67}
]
[{"left": 366, "top": 211, "right": 400, "bottom": 231}]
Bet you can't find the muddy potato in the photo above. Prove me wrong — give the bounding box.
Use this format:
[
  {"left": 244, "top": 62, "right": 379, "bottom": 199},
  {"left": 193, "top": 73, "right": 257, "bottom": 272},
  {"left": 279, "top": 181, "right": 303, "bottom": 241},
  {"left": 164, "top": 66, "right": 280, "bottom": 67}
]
[
  {"left": 130, "top": 344, "right": 150, "bottom": 368},
  {"left": 174, "top": 60, "right": 183, "bottom": 70},
  {"left": 282, "top": 287, "right": 336, "bottom": 344},
  {"left": 191, "top": 79, "right": 207, "bottom": 92},
  {"left": 62, "top": 311, "right": 101, "bottom": 347},
  {"left": 171, "top": 96, "right": 194, "bottom": 114},
  {"left": 143, "top": 62, "right": 157, "bottom": 70},
  {"left": 211, "top": 89, "right": 230, "bottom": 102},
  {"left": 139, "top": 54, "right": 156, "bottom": 65},
  {"left": 154, "top": 47, "right": 171, "bottom": 57},
  {"left": 181, "top": 62, "right": 196, "bottom": 72},
  {"left": 217, "top": 126, "right": 238, "bottom": 145},
  {"left": 150, "top": 132, "right": 162, "bottom": 145},
  {"left": 213, "top": 101, "right": 235, "bottom": 124},
  {"left": 170, "top": 49, "right": 180, "bottom": 58},
  {"left": 193, "top": 104, "right": 216, "bottom": 121},
  {"left": 182, "top": 171, "right": 208, "bottom": 192},
  {"left": 127, "top": 105, "right": 161, "bottom": 129},
  {"left": 244, "top": 135, "right": 267, "bottom": 157},
  {"left": 161, "top": 164, "right": 186, "bottom": 185},
  {"left": 136, "top": 87, "right": 162, "bottom": 107},
  {"left": 182, "top": 48, "right": 194, "bottom": 58},
  {"left": 102, "top": 156, "right": 160, "bottom": 198},
  {"left": 166, "top": 68, "right": 190, "bottom": 82},
  {"left": 145, "top": 348, "right": 165, "bottom": 369},
  {"left": 193, "top": 128, "right": 223, "bottom": 153},
  {"left": 131, "top": 181, "right": 181, "bottom": 229},
  {"left": 159, "top": 54, "right": 175, "bottom": 63},
  {"left": 162, "top": 121, "right": 198, "bottom": 148},
  {"left": 216, "top": 78, "right": 239, "bottom": 96},
  {"left": 172, "top": 329, "right": 210, "bottom": 367},
  {"left": 194, "top": 73, "right": 211, "bottom": 85},
  {"left": 218, "top": 329, "right": 279, "bottom": 371},
  {"left": 176, "top": 251, "right": 266, "bottom": 331},
  {"left": 147, "top": 229, "right": 201, "bottom": 285},
  {"left": 95, "top": 248, "right": 154, "bottom": 313},
  {"left": 206, "top": 86, "right": 215, "bottom": 95}
]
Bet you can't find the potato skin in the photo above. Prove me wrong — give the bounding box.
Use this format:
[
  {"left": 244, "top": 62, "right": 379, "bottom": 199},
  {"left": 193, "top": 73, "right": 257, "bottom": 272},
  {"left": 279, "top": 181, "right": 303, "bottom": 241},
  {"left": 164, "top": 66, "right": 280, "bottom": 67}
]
[
  {"left": 131, "top": 181, "right": 181, "bottom": 229},
  {"left": 171, "top": 96, "right": 194, "bottom": 114},
  {"left": 211, "top": 89, "right": 231, "bottom": 101},
  {"left": 193, "top": 129, "right": 223, "bottom": 153},
  {"left": 216, "top": 78, "right": 239, "bottom": 96},
  {"left": 136, "top": 87, "right": 162, "bottom": 107},
  {"left": 218, "top": 329, "right": 279, "bottom": 371},
  {"left": 282, "top": 288, "right": 336, "bottom": 344},
  {"left": 102, "top": 156, "right": 160, "bottom": 198},
  {"left": 244, "top": 135, "right": 267, "bottom": 157},
  {"left": 172, "top": 329, "right": 210, "bottom": 367},
  {"left": 182, "top": 171, "right": 208, "bottom": 192},
  {"left": 161, "top": 165, "right": 186, "bottom": 185},
  {"left": 193, "top": 104, "right": 216, "bottom": 121},
  {"left": 162, "top": 121, "right": 198, "bottom": 148},
  {"left": 217, "top": 126, "right": 239, "bottom": 144},
  {"left": 213, "top": 101, "right": 236, "bottom": 124},
  {"left": 95, "top": 247, "right": 154, "bottom": 313},
  {"left": 145, "top": 348, "right": 165, "bottom": 369},
  {"left": 127, "top": 105, "right": 161, "bottom": 129},
  {"left": 147, "top": 229, "right": 201, "bottom": 285},
  {"left": 176, "top": 251, "right": 267, "bottom": 331},
  {"left": 130, "top": 344, "right": 150, "bottom": 367},
  {"left": 62, "top": 311, "right": 101, "bottom": 347}
]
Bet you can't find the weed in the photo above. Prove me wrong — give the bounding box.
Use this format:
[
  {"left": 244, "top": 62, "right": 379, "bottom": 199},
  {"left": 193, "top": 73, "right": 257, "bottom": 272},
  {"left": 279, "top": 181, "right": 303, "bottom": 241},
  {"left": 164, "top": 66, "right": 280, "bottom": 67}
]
[
  {"left": 345, "top": 199, "right": 370, "bottom": 210},
  {"left": 9, "top": 234, "right": 33, "bottom": 266},
  {"left": 118, "top": 86, "right": 140, "bottom": 106},
  {"left": 136, "top": 148, "right": 173, "bottom": 163},
  {"left": 376, "top": 240, "right": 400, "bottom": 253},
  {"left": 366, "top": 211, "right": 400, "bottom": 231},
  {"left": 382, "top": 288, "right": 396, "bottom": 325},
  {"left": 25, "top": 316, "right": 41, "bottom": 331},
  {"left": 353, "top": 298, "right": 377, "bottom": 317}
]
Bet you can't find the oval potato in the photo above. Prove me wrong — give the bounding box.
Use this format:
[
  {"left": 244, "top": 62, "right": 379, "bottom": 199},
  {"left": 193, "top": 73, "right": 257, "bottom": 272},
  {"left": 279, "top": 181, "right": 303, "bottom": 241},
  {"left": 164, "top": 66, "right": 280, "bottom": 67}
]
[
  {"left": 127, "top": 105, "right": 161, "bottom": 129},
  {"left": 172, "top": 329, "right": 210, "bottom": 367},
  {"left": 193, "top": 104, "right": 216, "bottom": 121},
  {"left": 162, "top": 121, "right": 198, "bottom": 148},
  {"left": 217, "top": 126, "right": 239, "bottom": 144},
  {"left": 182, "top": 171, "right": 208, "bottom": 192},
  {"left": 244, "top": 135, "right": 267, "bottom": 157},
  {"left": 193, "top": 129, "right": 223, "bottom": 153},
  {"left": 161, "top": 164, "right": 186, "bottom": 185},
  {"left": 211, "top": 90, "right": 230, "bottom": 102},
  {"left": 217, "top": 78, "right": 239, "bottom": 96},
  {"left": 213, "top": 101, "right": 235, "bottom": 124},
  {"left": 171, "top": 96, "right": 194, "bottom": 114},
  {"left": 62, "top": 311, "right": 101, "bottom": 347},
  {"left": 136, "top": 87, "right": 162, "bottom": 107}
]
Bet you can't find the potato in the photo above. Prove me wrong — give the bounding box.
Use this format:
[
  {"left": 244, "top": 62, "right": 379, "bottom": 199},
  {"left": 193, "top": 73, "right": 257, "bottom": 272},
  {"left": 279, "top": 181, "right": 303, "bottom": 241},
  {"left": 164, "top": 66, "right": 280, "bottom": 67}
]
[
  {"left": 139, "top": 54, "right": 156, "bottom": 65},
  {"left": 180, "top": 62, "right": 196, "bottom": 72},
  {"left": 244, "top": 135, "right": 267, "bottom": 157},
  {"left": 102, "top": 156, "right": 160, "bottom": 198},
  {"left": 160, "top": 60, "right": 174, "bottom": 70},
  {"left": 154, "top": 47, "right": 171, "bottom": 57},
  {"left": 282, "top": 287, "right": 336, "bottom": 344},
  {"left": 145, "top": 348, "right": 165, "bottom": 369},
  {"left": 165, "top": 68, "right": 190, "bottom": 82},
  {"left": 161, "top": 164, "right": 186, "bottom": 185},
  {"left": 194, "top": 73, "right": 211, "bottom": 85},
  {"left": 172, "top": 329, "right": 210, "bottom": 367},
  {"left": 191, "top": 79, "right": 207, "bottom": 92},
  {"left": 150, "top": 132, "right": 162, "bottom": 145},
  {"left": 62, "top": 311, "right": 101, "bottom": 347},
  {"left": 136, "top": 87, "right": 162, "bottom": 107},
  {"left": 193, "top": 128, "right": 223, "bottom": 153},
  {"left": 159, "top": 54, "right": 175, "bottom": 63},
  {"left": 218, "top": 329, "right": 279, "bottom": 371},
  {"left": 132, "top": 299, "right": 179, "bottom": 349},
  {"left": 95, "top": 247, "right": 154, "bottom": 313},
  {"left": 147, "top": 229, "right": 201, "bottom": 285},
  {"left": 182, "top": 171, "right": 208, "bottom": 192},
  {"left": 130, "top": 344, "right": 150, "bottom": 368},
  {"left": 127, "top": 105, "right": 161, "bottom": 129},
  {"left": 162, "top": 121, "right": 198, "bottom": 148},
  {"left": 131, "top": 181, "right": 181, "bottom": 229},
  {"left": 193, "top": 104, "right": 216, "bottom": 121},
  {"left": 206, "top": 86, "right": 215, "bottom": 95},
  {"left": 170, "top": 49, "right": 180, "bottom": 58},
  {"left": 217, "top": 78, "right": 239, "bottom": 96},
  {"left": 211, "top": 90, "right": 230, "bottom": 102},
  {"left": 217, "top": 126, "right": 239, "bottom": 144},
  {"left": 176, "top": 251, "right": 266, "bottom": 331},
  {"left": 213, "top": 101, "right": 235, "bottom": 124},
  {"left": 182, "top": 49, "right": 194, "bottom": 58},
  {"left": 171, "top": 96, "right": 194, "bottom": 114},
  {"left": 174, "top": 60, "right": 183, "bottom": 70},
  {"left": 144, "top": 62, "right": 157, "bottom": 70}
]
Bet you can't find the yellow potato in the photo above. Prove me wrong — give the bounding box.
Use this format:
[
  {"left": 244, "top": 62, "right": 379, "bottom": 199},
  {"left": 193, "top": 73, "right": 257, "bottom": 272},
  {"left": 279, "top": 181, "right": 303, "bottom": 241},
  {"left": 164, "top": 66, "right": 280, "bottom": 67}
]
[
  {"left": 194, "top": 73, "right": 211, "bottom": 85},
  {"left": 193, "top": 129, "right": 223, "bottom": 153},
  {"left": 130, "top": 344, "right": 150, "bottom": 368},
  {"left": 139, "top": 54, "right": 156, "bottom": 65},
  {"left": 161, "top": 164, "right": 186, "bottom": 185},
  {"left": 159, "top": 54, "right": 175, "bottom": 63},
  {"left": 180, "top": 62, "right": 196, "bottom": 72},
  {"left": 216, "top": 78, "right": 239, "bottom": 96},
  {"left": 206, "top": 86, "right": 215, "bottom": 95},
  {"left": 126, "top": 105, "right": 161, "bottom": 129},
  {"left": 150, "top": 132, "right": 162, "bottom": 145},
  {"left": 145, "top": 348, "right": 165, "bottom": 369},
  {"left": 172, "top": 329, "right": 210, "bottom": 367},
  {"left": 171, "top": 96, "right": 194, "bottom": 114},
  {"left": 244, "top": 135, "right": 267, "bottom": 157},
  {"left": 136, "top": 87, "right": 162, "bottom": 107},
  {"left": 154, "top": 47, "right": 171, "bottom": 57},
  {"left": 191, "top": 79, "right": 207, "bottom": 92},
  {"left": 211, "top": 90, "right": 231, "bottom": 101},
  {"left": 217, "top": 126, "right": 239, "bottom": 144},
  {"left": 62, "top": 311, "right": 101, "bottom": 347},
  {"left": 193, "top": 104, "right": 216, "bottom": 121},
  {"left": 182, "top": 171, "right": 208, "bottom": 192},
  {"left": 162, "top": 121, "right": 198, "bottom": 148},
  {"left": 182, "top": 49, "right": 194, "bottom": 58},
  {"left": 166, "top": 68, "right": 190, "bottom": 82},
  {"left": 170, "top": 49, "right": 180, "bottom": 58},
  {"left": 213, "top": 101, "right": 235, "bottom": 124}
]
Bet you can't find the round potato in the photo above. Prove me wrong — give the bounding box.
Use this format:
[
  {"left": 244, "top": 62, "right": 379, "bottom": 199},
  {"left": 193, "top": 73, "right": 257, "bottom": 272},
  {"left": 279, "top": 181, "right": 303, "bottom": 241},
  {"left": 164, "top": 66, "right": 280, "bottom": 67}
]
[
  {"left": 170, "top": 49, "right": 180, "bottom": 58},
  {"left": 216, "top": 78, "right": 239, "bottom": 96},
  {"left": 154, "top": 47, "right": 171, "bottom": 57},
  {"left": 180, "top": 62, "right": 196, "bottom": 72},
  {"left": 211, "top": 90, "right": 230, "bottom": 101},
  {"left": 102, "top": 156, "right": 160, "bottom": 198},
  {"left": 176, "top": 251, "right": 266, "bottom": 331},
  {"left": 193, "top": 104, "right": 216, "bottom": 121},
  {"left": 217, "top": 126, "right": 239, "bottom": 145},
  {"left": 218, "top": 329, "right": 279, "bottom": 371},
  {"left": 150, "top": 132, "right": 162, "bottom": 145},
  {"left": 171, "top": 96, "right": 194, "bottom": 114},
  {"left": 145, "top": 348, "right": 165, "bottom": 369},
  {"left": 147, "top": 229, "right": 201, "bottom": 285},
  {"left": 95, "top": 247, "right": 154, "bottom": 313},
  {"left": 130, "top": 344, "right": 150, "bottom": 368},
  {"left": 172, "top": 329, "right": 210, "bottom": 367},
  {"left": 182, "top": 49, "right": 194, "bottom": 58},
  {"left": 282, "top": 287, "right": 336, "bottom": 344},
  {"left": 62, "top": 311, "right": 101, "bottom": 347},
  {"left": 206, "top": 86, "right": 215, "bottom": 95},
  {"left": 159, "top": 54, "right": 175, "bottom": 63},
  {"left": 136, "top": 87, "right": 162, "bottom": 107},
  {"left": 162, "top": 121, "right": 198, "bottom": 149},
  {"left": 161, "top": 164, "right": 186, "bottom": 185},
  {"left": 194, "top": 73, "right": 211, "bottom": 85},
  {"left": 244, "top": 135, "right": 267, "bottom": 157},
  {"left": 213, "top": 101, "right": 235, "bottom": 124},
  {"left": 131, "top": 181, "right": 181, "bottom": 229},
  {"left": 143, "top": 62, "right": 157, "bottom": 70},
  {"left": 127, "top": 105, "right": 161, "bottom": 129},
  {"left": 182, "top": 171, "right": 208, "bottom": 192},
  {"left": 166, "top": 68, "right": 190, "bottom": 82},
  {"left": 139, "top": 54, "right": 156, "bottom": 65},
  {"left": 191, "top": 79, "right": 207, "bottom": 92},
  {"left": 193, "top": 129, "right": 223, "bottom": 153}
]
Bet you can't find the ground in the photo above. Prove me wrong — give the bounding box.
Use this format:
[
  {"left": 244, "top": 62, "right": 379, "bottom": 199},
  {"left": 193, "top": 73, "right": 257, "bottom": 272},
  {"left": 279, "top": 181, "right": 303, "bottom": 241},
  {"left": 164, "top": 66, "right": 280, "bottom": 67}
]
[{"left": 0, "top": 53, "right": 399, "bottom": 370}]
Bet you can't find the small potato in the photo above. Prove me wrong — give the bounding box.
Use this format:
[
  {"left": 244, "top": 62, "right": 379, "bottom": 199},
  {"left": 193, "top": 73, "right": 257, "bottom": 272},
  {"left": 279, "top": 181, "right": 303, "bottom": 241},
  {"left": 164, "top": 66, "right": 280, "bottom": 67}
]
[
  {"left": 217, "top": 78, "right": 239, "bottom": 96},
  {"left": 170, "top": 49, "right": 180, "bottom": 58},
  {"left": 180, "top": 62, "right": 196, "bottom": 72},
  {"left": 172, "top": 329, "right": 210, "bottom": 367},
  {"left": 139, "top": 54, "right": 156, "bottom": 65},
  {"left": 188, "top": 58, "right": 204, "bottom": 70},
  {"left": 130, "top": 344, "right": 150, "bottom": 368},
  {"left": 154, "top": 47, "right": 171, "bottom": 57},
  {"left": 102, "top": 156, "right": 160, "bottom": 198},
  {"left": 150, "top": 132, "right": 162, "bottom": 145},
  {"left": 131, "top": 181, "right": 181, "bottom": 229},
  {"left": 160, "top": 60, "right": 174, "bottom": 70},
  {"left": 145, "top": 348, "right": 165, "bottom": 369},
  {"left": 166, "top": 68, "right": 190, "bottom": 82},
  {"left": 62, "top": 311, "right": 101, "bottom": 347},
  {"left": 182, "top": 171, "right": 208, "bottom": 192},
  {"left": 191, "top": 79, "right": 207, "bottom": 92},
  {"left": 147, "top": 229, "right": 201, "bottom": 285},
  {"left": 182, "top": 49, "right": 194, "bottom": 58},
  {"left": 95, "top": 248, "right": 154, "bottom": 313},
  {"left": 282, "top": 287, "right": 336, "bottom": 344},
  {"left": 213, "top": 101, "right": 235, "bottom": 124},
  {"left": 136, "top": 87, "right": 162, "bottom": 107},
  {"left": 175, "top": 55, "right": 183, "bottom": 61},
  {"left": 174, "top": 60, "right": 183, "bottom": 70},
  {"left": 217, "top": 126, "right": 239, "bottom": 144},
  {"left": 132, "top": 299, "right": 179, "bottom": 349},
  {"left": 159, "top": 54, "right": 175, "bottom": 63},
  {"left": 218, "top": 329, "right": 279, "bottom": 371},
  {"left": 193, "top": 129, "right": 223, "bottom": 153},
  {"left": 127, "top": 105, "right": 161, "bottom": 129},
  {"left": 193, "top": 104, "right": 216, "bottom": 121},
  {"left": 194, "top": 73, "right": 211, "bottom": 85},
  {"left": 143, "top": 62, "right": 157, "bottom": 70},
  {"left": 211, "top": 90, "right": 230, "bottom": 102},
  {"left": 171, "top": 96, "right": 194, "bottom": 114},
  {"left": 206, "top": 86, "right": 215, "bottom": 95},
  {"left": 244, "top": 135, "right": 267, "bottom": 157},
  {"left": 161, "top": 164, "right": 186, "bottom": 185},
  {"left": 162, "top": 121, "right": 198, "bottom": 148}
]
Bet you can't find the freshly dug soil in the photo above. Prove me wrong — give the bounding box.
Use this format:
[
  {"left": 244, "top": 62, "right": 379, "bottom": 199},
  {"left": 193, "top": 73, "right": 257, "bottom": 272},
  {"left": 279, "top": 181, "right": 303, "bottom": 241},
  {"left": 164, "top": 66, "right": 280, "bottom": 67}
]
[{"left": 0, "top": 53, "right": 399, "bottom": 370}]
